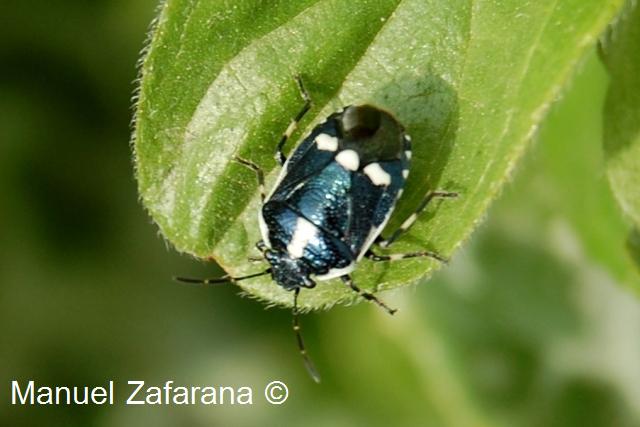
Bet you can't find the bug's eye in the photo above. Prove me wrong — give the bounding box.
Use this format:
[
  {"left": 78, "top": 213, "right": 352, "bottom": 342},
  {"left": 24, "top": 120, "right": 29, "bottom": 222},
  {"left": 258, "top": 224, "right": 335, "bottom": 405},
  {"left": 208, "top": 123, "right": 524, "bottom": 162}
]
[{"left": 341, "top": 105, "right": 382, "bottom": 139}]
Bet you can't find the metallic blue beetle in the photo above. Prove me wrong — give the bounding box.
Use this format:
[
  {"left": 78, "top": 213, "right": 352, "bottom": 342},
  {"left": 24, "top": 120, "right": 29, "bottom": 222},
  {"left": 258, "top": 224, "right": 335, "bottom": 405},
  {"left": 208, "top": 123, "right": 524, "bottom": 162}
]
[
  {"left": 260, "top": 104, "right": 410, "bottom": 290},
  {"left": 178, "top": 78, "right": 456, "bottom": 382}
]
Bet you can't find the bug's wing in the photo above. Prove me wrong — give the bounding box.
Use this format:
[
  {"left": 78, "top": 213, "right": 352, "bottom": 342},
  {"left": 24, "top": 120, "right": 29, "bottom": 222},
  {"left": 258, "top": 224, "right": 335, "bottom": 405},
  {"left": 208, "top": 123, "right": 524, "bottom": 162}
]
[
  {"left": 272, "top": 156, "right": 406, "bottom": 258},
  {"left": 284, "top": 161, "right": 352, "bottom": 237},
  {"left": 347, "top": 160, "right": 406, "bottom": 258},
  {"left": 262, "top": 200, "right": 354, "bottom": 270},
  {"left": 269, "top": 120, "right": 341, "bottom": 202},
  {"left": 262, "top": 156, "right": 356, "bottom": 272},
  {"left": 274, "top": 157, "right": 407, "bottom": 257}
]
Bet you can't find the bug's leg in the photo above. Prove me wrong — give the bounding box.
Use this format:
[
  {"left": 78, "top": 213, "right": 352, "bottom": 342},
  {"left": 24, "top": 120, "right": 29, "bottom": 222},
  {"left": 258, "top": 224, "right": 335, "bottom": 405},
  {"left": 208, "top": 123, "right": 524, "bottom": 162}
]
[
  {"left": 366, "top": 249, "right": 449, "bottom": 264},
  {"left": 233, "top": 157, "right": 266, "bottom": 202},
  {"left": 340, "top": 275, "right": 397, "bottom": 315},
  {"left": 248, "top": 241, "right": 268, "bottom": 262},
  {"left": 275, "top": 75, "right": 312, "bottom": 165},
  {"left": 378, "top": 191, "right": 458, "bottom": 249},
  {"left": 292, "top": 288, "right": 321, "bottom": 383},
  {"left": 256, "top": 240, "right": 268, "bottom": 252},
  {"left": 174, "top": 269, "right": 271, "bottom": 286}
]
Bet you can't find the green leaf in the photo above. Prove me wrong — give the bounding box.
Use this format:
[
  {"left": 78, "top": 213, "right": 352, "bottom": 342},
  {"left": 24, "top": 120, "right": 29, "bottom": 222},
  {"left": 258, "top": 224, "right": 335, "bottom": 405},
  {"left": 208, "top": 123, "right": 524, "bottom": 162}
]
[
  {"left": 628, "top": 228, "right": 640, "bottom": 272},
  {"left": 134, "top": 0, "right": 625, "bottom": 310},
  {"left": 602, "top": 1, "right": 640, "bottom": 228},
  {"left": 602, "top": 1, "right": 640, "bottom": 232},
  {"left": 518, "top": 51, "right": 640, "bottom": 294}
]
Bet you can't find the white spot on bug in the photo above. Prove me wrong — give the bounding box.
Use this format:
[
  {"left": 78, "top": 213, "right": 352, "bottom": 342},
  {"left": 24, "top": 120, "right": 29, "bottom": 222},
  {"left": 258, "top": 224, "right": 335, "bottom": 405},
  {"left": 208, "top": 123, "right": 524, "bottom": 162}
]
[
  {"left": 315, "top": 263, "right": 355, "bottom": 281},
  {"left": 336, "top": 149, "right": 360, "bottom": 171},
  {"left": 402, "top": 169, "right": 409, "bottom": 179},
  {"left": 364, "top": 163, "right": 391, "bottom": 186},
  {"left": 397, "top": 189, "right": 404, "bottom": 199},
  {"left": 287, "top": 217, "right": 318, "bottom": 259},
  {"left": 315, "top": 133, "right": 339, "bottom": 151},
  {"left": 404, "top": 150, "right": 412, "bottom": 160},
  {"left": 389, "top": 254, "right": 405, "bottom": 261},
  {"left": 405, "top": 135, "right": 412, "bottom": 142}
]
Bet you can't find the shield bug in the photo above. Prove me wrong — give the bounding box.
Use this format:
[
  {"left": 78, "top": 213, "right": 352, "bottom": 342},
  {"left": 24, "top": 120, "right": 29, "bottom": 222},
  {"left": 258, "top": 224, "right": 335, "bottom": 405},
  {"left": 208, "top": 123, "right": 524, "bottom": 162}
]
[{"left": 177, "top": 77, "right": 457, "bottom": 382}]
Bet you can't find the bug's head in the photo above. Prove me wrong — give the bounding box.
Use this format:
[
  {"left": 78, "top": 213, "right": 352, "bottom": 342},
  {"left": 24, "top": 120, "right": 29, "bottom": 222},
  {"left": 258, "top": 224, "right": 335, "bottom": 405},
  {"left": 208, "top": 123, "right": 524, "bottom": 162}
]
[
  {"left": 264, "top": 250, "right": 316, "bottom": 290},
  {"left": 339, "top": 104, "right": 405, "bottom": 163}
]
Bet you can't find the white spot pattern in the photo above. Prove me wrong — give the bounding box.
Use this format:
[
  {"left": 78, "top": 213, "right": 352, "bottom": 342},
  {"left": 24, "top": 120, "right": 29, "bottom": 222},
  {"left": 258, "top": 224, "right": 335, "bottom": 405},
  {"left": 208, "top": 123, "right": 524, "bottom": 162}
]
[
  {"left": 315, "top": 133, "right": 339, "bottom": 151},
  {"left": 287, "top": 217, "right": 318, "bottom": 259},
  {"left": 363, "top": 162, "right": 391, "bottom": 186},
  {"left": 335, "top": 149, "right": 360, "bottom": 171}
]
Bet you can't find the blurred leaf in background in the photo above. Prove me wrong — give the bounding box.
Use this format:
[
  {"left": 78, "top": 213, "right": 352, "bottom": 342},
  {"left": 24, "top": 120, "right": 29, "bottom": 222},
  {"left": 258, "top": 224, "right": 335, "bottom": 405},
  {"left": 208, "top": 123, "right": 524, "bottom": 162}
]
[
  {"left": 1, "top": 1, "right": 640, "bottom": 427},
  {"left": 303, "top": 51, "right": 640, "bottom": 427},
  {"left": 602, "top": 0, "right": 640, "bottom": 230},
  {"left": 601, "top": 1, "right": 640, "bottom": 277}
]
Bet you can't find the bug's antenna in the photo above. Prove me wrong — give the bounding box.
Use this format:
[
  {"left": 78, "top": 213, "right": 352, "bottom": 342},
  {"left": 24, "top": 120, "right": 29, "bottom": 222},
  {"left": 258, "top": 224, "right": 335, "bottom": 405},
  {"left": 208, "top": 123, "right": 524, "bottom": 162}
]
[
  {"left": 174, "top": 269, "right": 271, "bottom": 286},
  {"left": 293, "top": 288, "right": 321, "bottom": 383}
]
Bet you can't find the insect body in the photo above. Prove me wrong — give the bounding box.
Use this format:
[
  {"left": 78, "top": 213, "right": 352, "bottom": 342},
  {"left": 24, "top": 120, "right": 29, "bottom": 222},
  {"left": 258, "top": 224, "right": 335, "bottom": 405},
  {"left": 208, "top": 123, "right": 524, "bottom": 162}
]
[
  {"left": 260, "top": 103, "right": 410, "bottom": 291},
  {"left": 177, "top": 77, "right": 457, "bottom": 382}
]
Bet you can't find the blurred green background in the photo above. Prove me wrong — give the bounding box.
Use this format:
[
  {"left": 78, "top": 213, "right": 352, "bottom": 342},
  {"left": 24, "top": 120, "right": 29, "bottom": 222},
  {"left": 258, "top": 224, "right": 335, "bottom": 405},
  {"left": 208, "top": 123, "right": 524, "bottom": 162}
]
[{"left": 2, "top": 1, "right": 640, "bottom": 426}]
